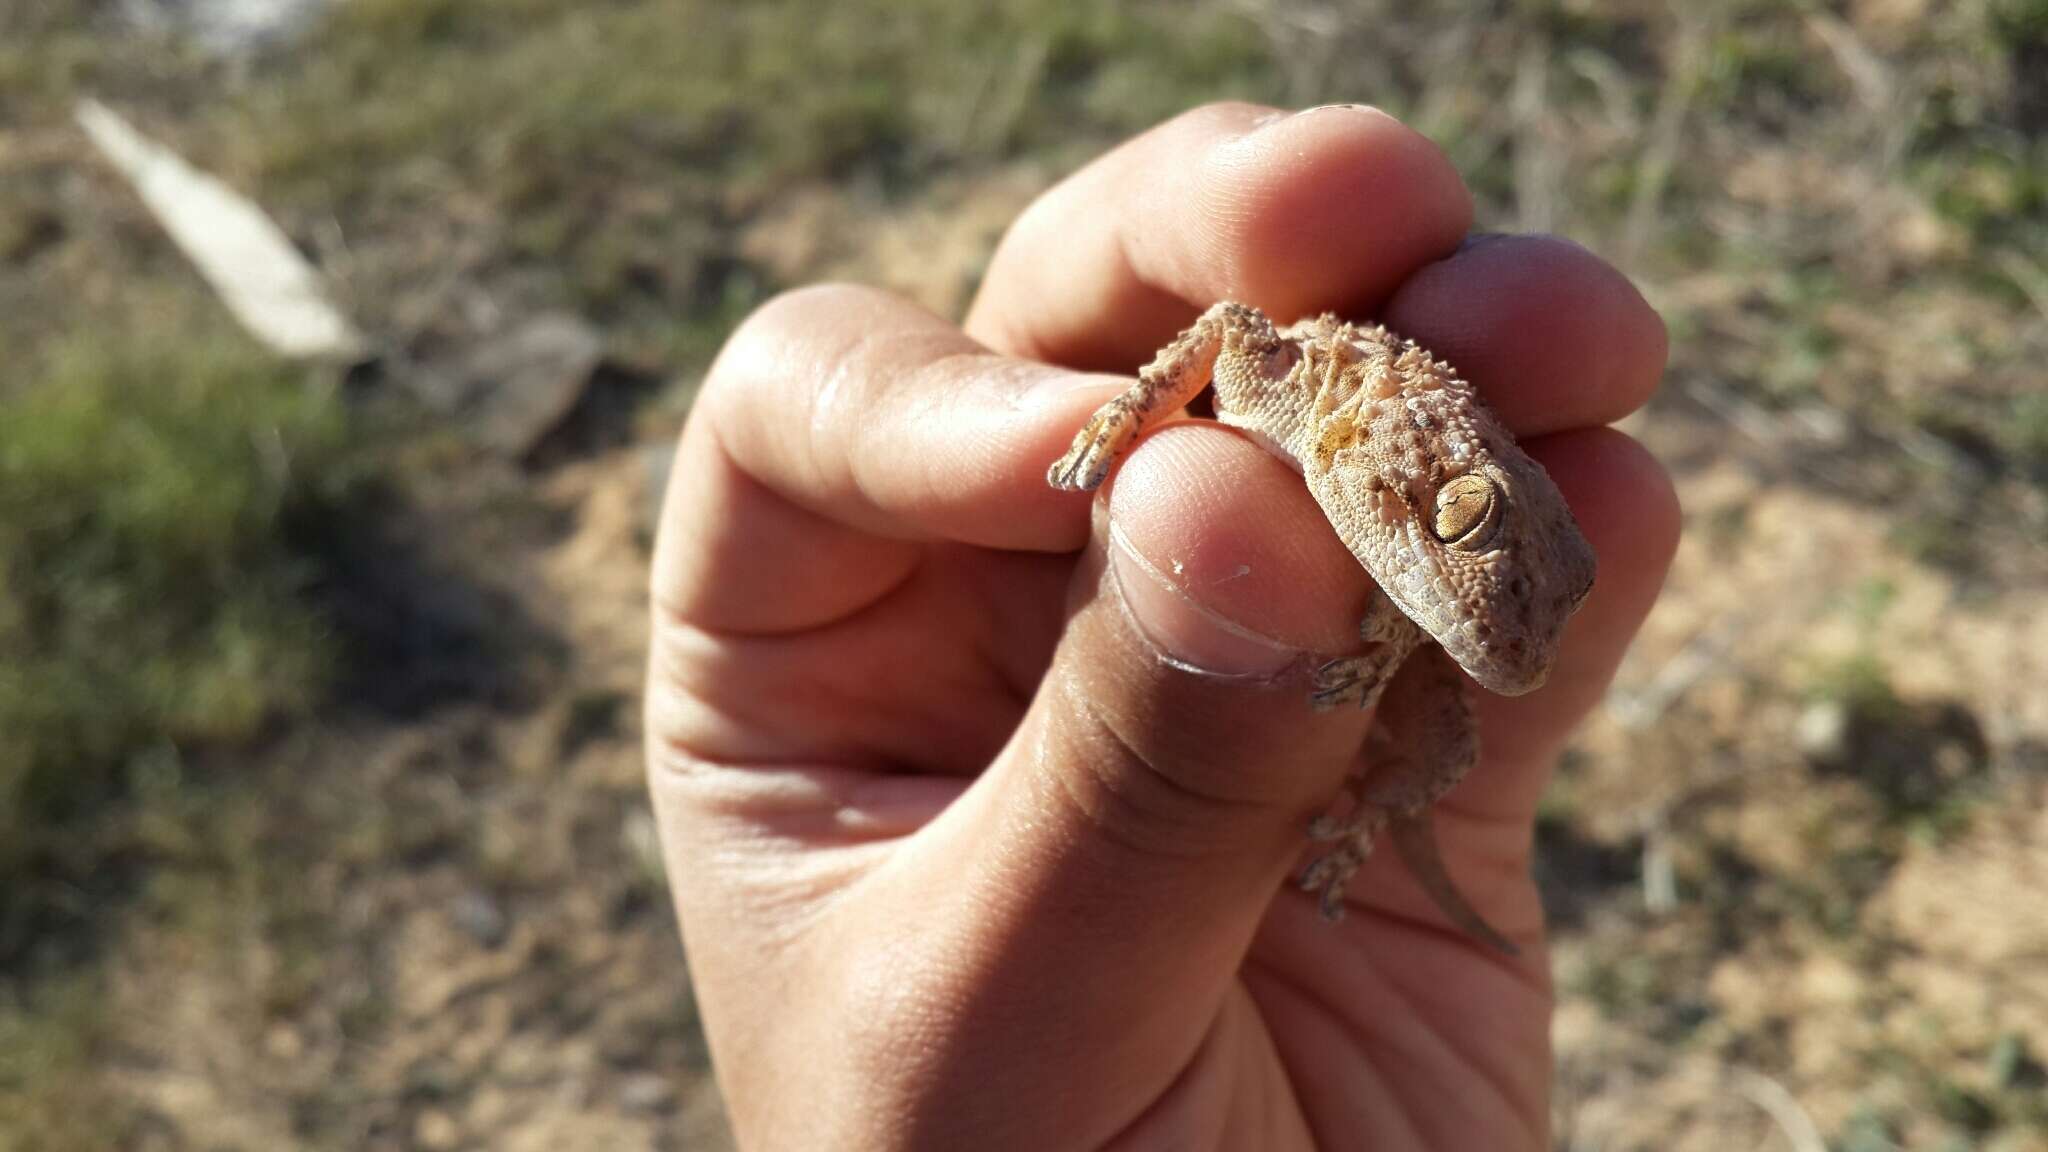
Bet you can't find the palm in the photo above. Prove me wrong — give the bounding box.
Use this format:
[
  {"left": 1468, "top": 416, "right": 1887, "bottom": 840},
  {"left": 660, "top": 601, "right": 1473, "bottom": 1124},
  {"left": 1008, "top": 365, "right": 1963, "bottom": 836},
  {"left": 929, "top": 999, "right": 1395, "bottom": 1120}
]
[{"left": 669, "top": 479, "right": 1558, "bottom": 1144}]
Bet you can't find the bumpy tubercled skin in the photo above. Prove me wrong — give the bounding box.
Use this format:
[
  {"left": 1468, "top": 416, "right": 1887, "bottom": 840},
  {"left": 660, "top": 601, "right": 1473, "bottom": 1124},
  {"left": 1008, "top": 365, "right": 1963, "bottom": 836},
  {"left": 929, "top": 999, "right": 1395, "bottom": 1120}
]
[{"left": 1049, "top": 301, "right": 1597, "bottom": 953}]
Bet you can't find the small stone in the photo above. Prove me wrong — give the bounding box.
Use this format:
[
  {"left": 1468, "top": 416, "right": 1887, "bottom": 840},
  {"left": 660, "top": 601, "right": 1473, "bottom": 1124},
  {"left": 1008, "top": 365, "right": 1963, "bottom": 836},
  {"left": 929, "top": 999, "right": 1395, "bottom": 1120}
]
[
  {"left": 1797, "top": 700, "right": 1851, "bottom": 762},
  {"left": 466, "top": 1085, "right": 510, "bottom": 1129},
  {"left": 458, "top": 312, "right": 606, "bottom": 459},
  {"left": 450, "top": 889, "right": 509, "bottom": 949},
  {"left": 639, "top": 442, "right": 677, "bottom": 545},
  {"left": 622, "top": 810, "right": 669, "bottom": 892},
  {"left": 618, "top": 1073, "right": 677, "bottom": 1114},
  {"left": 264, "top": 1023, "right": 305, "bottom": 1060},
  {"left": 414, "top": 1108, "right": 461, "bottom": 1151}
]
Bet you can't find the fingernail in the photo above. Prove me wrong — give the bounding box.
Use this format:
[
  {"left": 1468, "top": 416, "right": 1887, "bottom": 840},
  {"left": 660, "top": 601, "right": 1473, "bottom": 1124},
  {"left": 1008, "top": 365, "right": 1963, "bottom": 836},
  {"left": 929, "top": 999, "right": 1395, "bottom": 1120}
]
[{"left": 1107, "top": 522, "right": 1302, "bottom": 677}]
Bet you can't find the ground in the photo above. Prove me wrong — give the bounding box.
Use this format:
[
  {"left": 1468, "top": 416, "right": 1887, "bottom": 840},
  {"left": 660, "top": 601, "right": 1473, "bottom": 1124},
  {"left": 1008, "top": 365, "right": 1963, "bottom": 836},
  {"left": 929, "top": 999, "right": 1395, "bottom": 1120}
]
[{"left": 1, "top": 1, "right": 2045, "bottom": 1149}]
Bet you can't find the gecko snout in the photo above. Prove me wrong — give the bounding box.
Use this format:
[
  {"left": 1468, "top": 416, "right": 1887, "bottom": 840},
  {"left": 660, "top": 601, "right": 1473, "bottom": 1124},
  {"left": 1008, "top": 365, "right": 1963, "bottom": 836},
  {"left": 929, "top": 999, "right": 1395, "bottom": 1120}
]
[{"left": 1476, "top": 532, "right": 1596, "bottom": 697}]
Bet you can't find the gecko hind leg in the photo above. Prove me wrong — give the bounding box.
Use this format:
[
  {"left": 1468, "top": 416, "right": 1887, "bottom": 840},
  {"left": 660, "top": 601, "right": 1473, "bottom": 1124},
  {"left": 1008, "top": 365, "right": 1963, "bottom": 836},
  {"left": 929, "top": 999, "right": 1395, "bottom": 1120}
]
[
  {"left": 1298, "top": 802, "right": 1387, "bottom": 921},
  {"left": 1300, "top": 645, "right": 1519, "bottom": 953},
  {"left": 1308, "top": 591, "right": 1421, "bottom": 712},
  {"left": 1299, "top": 802, "right": 1518, "bottom": 957},
  {"left": 1298, "top": 667, "right": 1402, "bottom": 920}
]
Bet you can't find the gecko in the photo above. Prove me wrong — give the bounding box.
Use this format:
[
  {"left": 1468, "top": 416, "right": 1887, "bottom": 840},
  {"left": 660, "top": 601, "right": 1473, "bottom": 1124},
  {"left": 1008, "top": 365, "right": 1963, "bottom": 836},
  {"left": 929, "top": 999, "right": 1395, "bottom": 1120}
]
[{"left": 1047, "top": 301, "right": 1596, "bottom": 953}]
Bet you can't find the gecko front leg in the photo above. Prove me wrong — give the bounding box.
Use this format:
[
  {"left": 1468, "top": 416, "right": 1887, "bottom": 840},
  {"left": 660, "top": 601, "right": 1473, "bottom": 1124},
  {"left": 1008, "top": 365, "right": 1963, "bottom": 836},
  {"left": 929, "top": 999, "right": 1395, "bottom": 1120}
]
[
  {"left": 1309, "top": 588, "right": 1424, "bottom": 712},
  {"left": 1047, "top": 302, "right": 1281, "bottom": 492}
]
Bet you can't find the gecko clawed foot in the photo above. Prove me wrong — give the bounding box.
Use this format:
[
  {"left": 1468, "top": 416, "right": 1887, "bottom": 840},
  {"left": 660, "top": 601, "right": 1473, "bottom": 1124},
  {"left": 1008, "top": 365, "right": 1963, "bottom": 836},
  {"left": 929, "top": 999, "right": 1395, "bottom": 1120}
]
[
  {"left": 1298, "top": 848, "right": 1362, "bottom": 921},
  {"left": 1306, "top": 808, "right": 1368, "bottom": 843},
  {"left": 1306, "top": 769, "right": 1379, "bottom": 842},
  {"left": 1301, "top": 797, "right": 1386, "bottom": 920},
  {"left": 1310, "top": 656, "right": 1394, "bottom": 712},
  {"left": 1047, "top": 402, "right": 1141, "bottom": 492}
]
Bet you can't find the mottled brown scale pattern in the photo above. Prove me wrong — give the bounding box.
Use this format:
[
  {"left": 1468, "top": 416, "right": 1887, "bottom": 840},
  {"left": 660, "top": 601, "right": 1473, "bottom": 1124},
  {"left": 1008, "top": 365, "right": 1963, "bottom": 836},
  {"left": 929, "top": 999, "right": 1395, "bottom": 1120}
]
[{"left": 1049, "top": 302, "right": 1596, "bottom": 952}]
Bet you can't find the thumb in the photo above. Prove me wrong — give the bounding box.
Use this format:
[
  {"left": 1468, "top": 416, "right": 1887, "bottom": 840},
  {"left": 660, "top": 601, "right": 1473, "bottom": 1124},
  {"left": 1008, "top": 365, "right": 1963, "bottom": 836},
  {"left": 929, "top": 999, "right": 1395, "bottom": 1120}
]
[
  {"left": 1008, "top": 421, "right": 1385, "bottom": 909},
  {"left": 866, "top": 423, "right": 1385, "bottom": 1143}
]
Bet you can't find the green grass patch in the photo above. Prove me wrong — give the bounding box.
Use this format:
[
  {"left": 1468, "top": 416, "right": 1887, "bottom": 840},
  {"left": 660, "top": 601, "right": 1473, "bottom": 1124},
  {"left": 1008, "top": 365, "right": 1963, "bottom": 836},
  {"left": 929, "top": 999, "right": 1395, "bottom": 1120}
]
[
  {"left": 205, "top": 0, "right": 1281, "bottom": 365},
  {"left": 240, "top": 0, "right": 1275, "bottom": 195},
  {"left": 0, "top": 307, "right": 357, "bottom": 955},
  {"left": 2007, "top": 391, "right": 2048, "bottom": 484},
  {"left": 1801, "top": 650, "right": 1900, "bottom": 720},
  {"left": 0, "top": 970, "right": 127, "bottom": 1152}
]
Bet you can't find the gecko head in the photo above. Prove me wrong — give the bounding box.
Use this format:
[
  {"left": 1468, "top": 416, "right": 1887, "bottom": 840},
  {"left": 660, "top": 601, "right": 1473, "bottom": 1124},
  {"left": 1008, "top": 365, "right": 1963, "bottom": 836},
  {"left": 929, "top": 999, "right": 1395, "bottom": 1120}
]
[{"left": 1381, "top": 446, "right": 1596, "bottom": 697}]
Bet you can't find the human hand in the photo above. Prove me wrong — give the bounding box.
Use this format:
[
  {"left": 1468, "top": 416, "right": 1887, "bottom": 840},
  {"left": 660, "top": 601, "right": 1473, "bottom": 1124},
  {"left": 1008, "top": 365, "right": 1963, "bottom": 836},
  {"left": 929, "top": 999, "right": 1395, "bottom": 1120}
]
[{"left": 646, "top": 103, "right": 1676, "bottom": 1150}]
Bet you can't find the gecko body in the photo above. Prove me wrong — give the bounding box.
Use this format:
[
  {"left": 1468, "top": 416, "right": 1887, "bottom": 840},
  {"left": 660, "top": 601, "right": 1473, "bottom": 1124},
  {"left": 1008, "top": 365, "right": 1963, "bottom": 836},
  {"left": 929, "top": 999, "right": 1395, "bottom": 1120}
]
[{"left": 1048, "top": 302, "right": 1595, "bottom": 952}]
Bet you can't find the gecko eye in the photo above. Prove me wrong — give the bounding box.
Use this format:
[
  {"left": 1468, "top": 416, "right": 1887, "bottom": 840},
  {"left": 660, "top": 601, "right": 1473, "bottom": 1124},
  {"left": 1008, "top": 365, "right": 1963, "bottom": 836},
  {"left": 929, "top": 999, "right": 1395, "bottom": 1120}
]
[{"left": 1431, "top": 474, "right": 1501, "bottom": 551}]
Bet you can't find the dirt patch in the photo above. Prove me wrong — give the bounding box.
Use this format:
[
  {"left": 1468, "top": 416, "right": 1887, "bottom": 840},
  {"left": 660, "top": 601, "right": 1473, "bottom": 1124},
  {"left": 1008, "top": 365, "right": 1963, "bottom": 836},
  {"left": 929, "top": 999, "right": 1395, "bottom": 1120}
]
[{"left": 76, "top": 451, "right": 729, "bottom": 1151}]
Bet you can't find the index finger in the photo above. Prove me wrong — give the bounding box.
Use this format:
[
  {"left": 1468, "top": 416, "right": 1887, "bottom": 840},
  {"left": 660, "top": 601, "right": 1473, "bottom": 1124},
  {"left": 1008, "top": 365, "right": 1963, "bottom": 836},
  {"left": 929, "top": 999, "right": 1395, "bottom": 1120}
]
[
  {"left": 691, "top": 283, "right": 1113, "bottom": 551},
  {"left": 965, "top": 102, "right": 1475, "bottom": 370}
]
